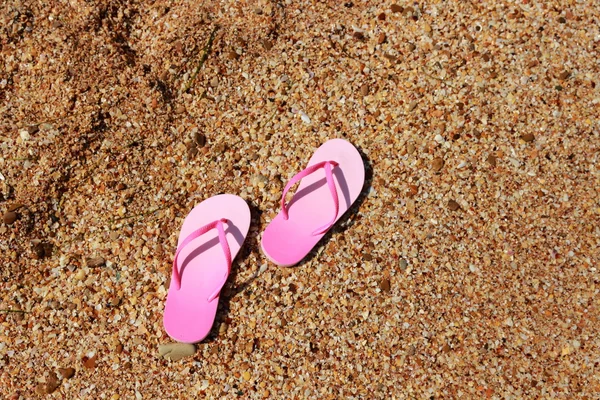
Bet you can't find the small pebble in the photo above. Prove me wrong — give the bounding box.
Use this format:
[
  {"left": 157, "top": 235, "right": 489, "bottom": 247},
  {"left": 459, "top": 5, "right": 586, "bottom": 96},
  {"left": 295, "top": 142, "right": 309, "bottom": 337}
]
[
  {"left": 407, "top": 143, "right": 415, "bottom": 154},
  {"left": 158, "top": 343, "right": 196, "bottom": 361},
  {"left": 210, "top": 76, "right": 219, "bottom": 87},
  {"left": 46, "top": 372, "right": 60, "bottom": 394},
  {"left": 377, "top": 12, "right": 386, "bottom": 21},
  {"left": 431, "top": 157, "right": 444, "bottom": 172},
  {"left": 407, "top": 43, "right": 416, "bottom": 51},
  {"left": 58, "top": 368, "right": 75, "bottom": 379},
  {"left": 407, "top": 101, "right": 418, "bottom": 111},
  {"left": 300, "top": 111, "right": 311, "bottom": 124},
  {"left": 558, "top": 70, "right": 570, "bottom": 80},
  {"left": 27, "top": 125, "right": 39, "bottom": 134},
  {"left": 115, "top": 342, "right": 124, "bottom": 353},
  {"left": 360, "top": 84, "right": 369, "bottom": 97},
  {"left": 521, "top": 133, "right": 535, "bottom": 142},
  {"left": 353, "top": 31, "right": 365, "bottom": 40},
  {"left": 86, "top": 256, "right": 106, "bottom": 268},
  {"left": 377, "top": 33, "right": 386, "bottom": 44},
  {"left": 19, "top": 129, "right": 30, "bottom": 141},
  {"left": 390, "top": 4, "right": 403, "bottom": 13},
  {"left": 7, "top": 203, "right": 23, "bottom": 212},
  {"left": 175, "top": 105, "right": 186, "bottom": 114},
  {"left": 245, "top": 341, "right": 254, "bottom": 354},
  {"left": 379, "top": 279, "right": 391, "bottom": 293},
  {"left": 407, "top": 345, "right": 416, "bottom": 356},
  {"left": 227, "top": 50, "right": 239, "bottom": 60},
  {"left": 447, "top": 200, "right": 460, "bottom": 211},
  {"left": 262, "top": 39, "right": 273, "bottom": 50},
  {"left": 3, "top": 211, "right": 17, "bottom": 225},
  {"left": 82, "top": 354, "right": 97, "bottom": 369},
  {"left": 408, "top": 184, "right": 418, "bottom": 196},
  {"left": 219, "top": 322, "right": 229, "bottom": 335},
  {"left": 486, "top": 154, "right": 497, "bottom": 166},
  {"left": 399, "top": 258, "right": 408, "bottom": 270},
  {"left": 384, "top": 54, "right": 396, "bottom": 63}
]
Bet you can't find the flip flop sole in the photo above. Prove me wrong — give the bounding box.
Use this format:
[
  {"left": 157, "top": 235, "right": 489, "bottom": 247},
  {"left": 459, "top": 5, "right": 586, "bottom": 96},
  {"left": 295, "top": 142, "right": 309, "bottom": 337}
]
[
  {"left": 163, "top": 194, "right": 251, "bottom": 343},
  {"left": 261, "top": 139, "right": 365, "bottom": 267}
]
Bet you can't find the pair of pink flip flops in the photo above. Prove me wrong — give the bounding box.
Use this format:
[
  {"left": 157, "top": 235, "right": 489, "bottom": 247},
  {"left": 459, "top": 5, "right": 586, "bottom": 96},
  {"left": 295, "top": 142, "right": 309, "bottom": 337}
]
[{"left": 163, "top": 139, "right": 365, "bottom": 343}]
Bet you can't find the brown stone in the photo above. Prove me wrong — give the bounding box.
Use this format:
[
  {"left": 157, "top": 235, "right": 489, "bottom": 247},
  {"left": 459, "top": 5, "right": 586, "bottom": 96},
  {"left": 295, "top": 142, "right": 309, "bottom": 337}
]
[
  {"left": 7, "top": 203, "right": 23, "bottom": 212},
  {"left": 3, "top": 211, "right": 17, "bottom": 225},
  {"left": 58, "top": 367, "right": 75, "bottom": 379},
  {"left": 390, "top": 4, "right": 403, "bottom": 13},
  {"left": 360, "top": 84, "right": 369, "bottom": 97},
  {"left": 431, "top": 157, "right": 444, "bottom": 172},
  {"left": 408, "top": 185, "right": 418, "bottom": 196},
  {"left": 558, "top": 70, "right": 570, "bottom": 80},
  {"left": 82, "top": 354, "right": 97, "bottom": 369},
  {"left": 384, "top": 53, "right": 396, "bottom": 63},
  {"left": 262, "top": 39, "right": 273, "bottom": 50},
  {"left": 353, "top": 31, "right": 365, "bottom": 40},
  {"left": 46, "top": 372, "right": 60, "bottom": 393},
  {"left": 86, "top": 257, "right": 106, "bottom": 268},
  {"left": 521, "top": 133, "right": 535, "bottom": 142},
  {"left": 447, "top": 200, "right": 460, "bottom": 211},
  {"left": 379, "top": 279, "right": 391, "bottom": 293}
]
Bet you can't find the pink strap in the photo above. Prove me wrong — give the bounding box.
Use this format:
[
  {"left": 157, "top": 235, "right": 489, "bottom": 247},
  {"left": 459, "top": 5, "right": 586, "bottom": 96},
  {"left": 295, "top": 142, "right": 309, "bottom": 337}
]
[
  {"left": 280, "top": 160, "right": 340, "bottom": 235},
  {"left": 171, "top": 218, "right": 231, "bottom": 301}
]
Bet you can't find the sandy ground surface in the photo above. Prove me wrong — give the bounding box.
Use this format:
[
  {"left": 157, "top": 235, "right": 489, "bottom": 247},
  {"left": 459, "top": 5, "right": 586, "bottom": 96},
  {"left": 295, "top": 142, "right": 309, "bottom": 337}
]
[{"left": 2, "top": 0, "right": 600, "bottom": 398}]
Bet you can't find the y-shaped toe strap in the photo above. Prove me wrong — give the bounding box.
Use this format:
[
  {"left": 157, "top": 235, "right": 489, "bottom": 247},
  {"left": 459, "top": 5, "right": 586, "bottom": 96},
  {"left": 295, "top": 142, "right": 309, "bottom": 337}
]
[
  {"left": 171, "top": 218, "right": 231, "bottom": 301},
  {"left": 280, "top": 160, "right": 340, "bottom": 235}
]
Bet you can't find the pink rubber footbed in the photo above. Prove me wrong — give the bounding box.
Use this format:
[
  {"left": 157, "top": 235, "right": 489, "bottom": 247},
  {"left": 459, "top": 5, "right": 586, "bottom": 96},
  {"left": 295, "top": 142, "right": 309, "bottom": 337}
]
[
  {"left": 163, "top": 194, "right": 250, "bottom": 343},
  {"left": 261, "top": 138, "right": 365, "bottom": 267}
]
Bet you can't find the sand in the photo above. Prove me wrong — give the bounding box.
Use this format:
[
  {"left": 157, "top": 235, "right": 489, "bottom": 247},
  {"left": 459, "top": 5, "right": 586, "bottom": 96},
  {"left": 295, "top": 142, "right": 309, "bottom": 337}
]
[{"left": 1, "top": 0, "right": 600, "bottom": 398}]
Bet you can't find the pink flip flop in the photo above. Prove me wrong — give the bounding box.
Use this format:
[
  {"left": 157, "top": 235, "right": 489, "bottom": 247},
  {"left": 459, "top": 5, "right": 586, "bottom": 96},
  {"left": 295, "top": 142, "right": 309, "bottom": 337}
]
[
  {"left": 163, "top": 194, "right": 251, "bottom": 343},
  {"left": 261, "top": 138, "right": 365, "bottom": 267}
]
